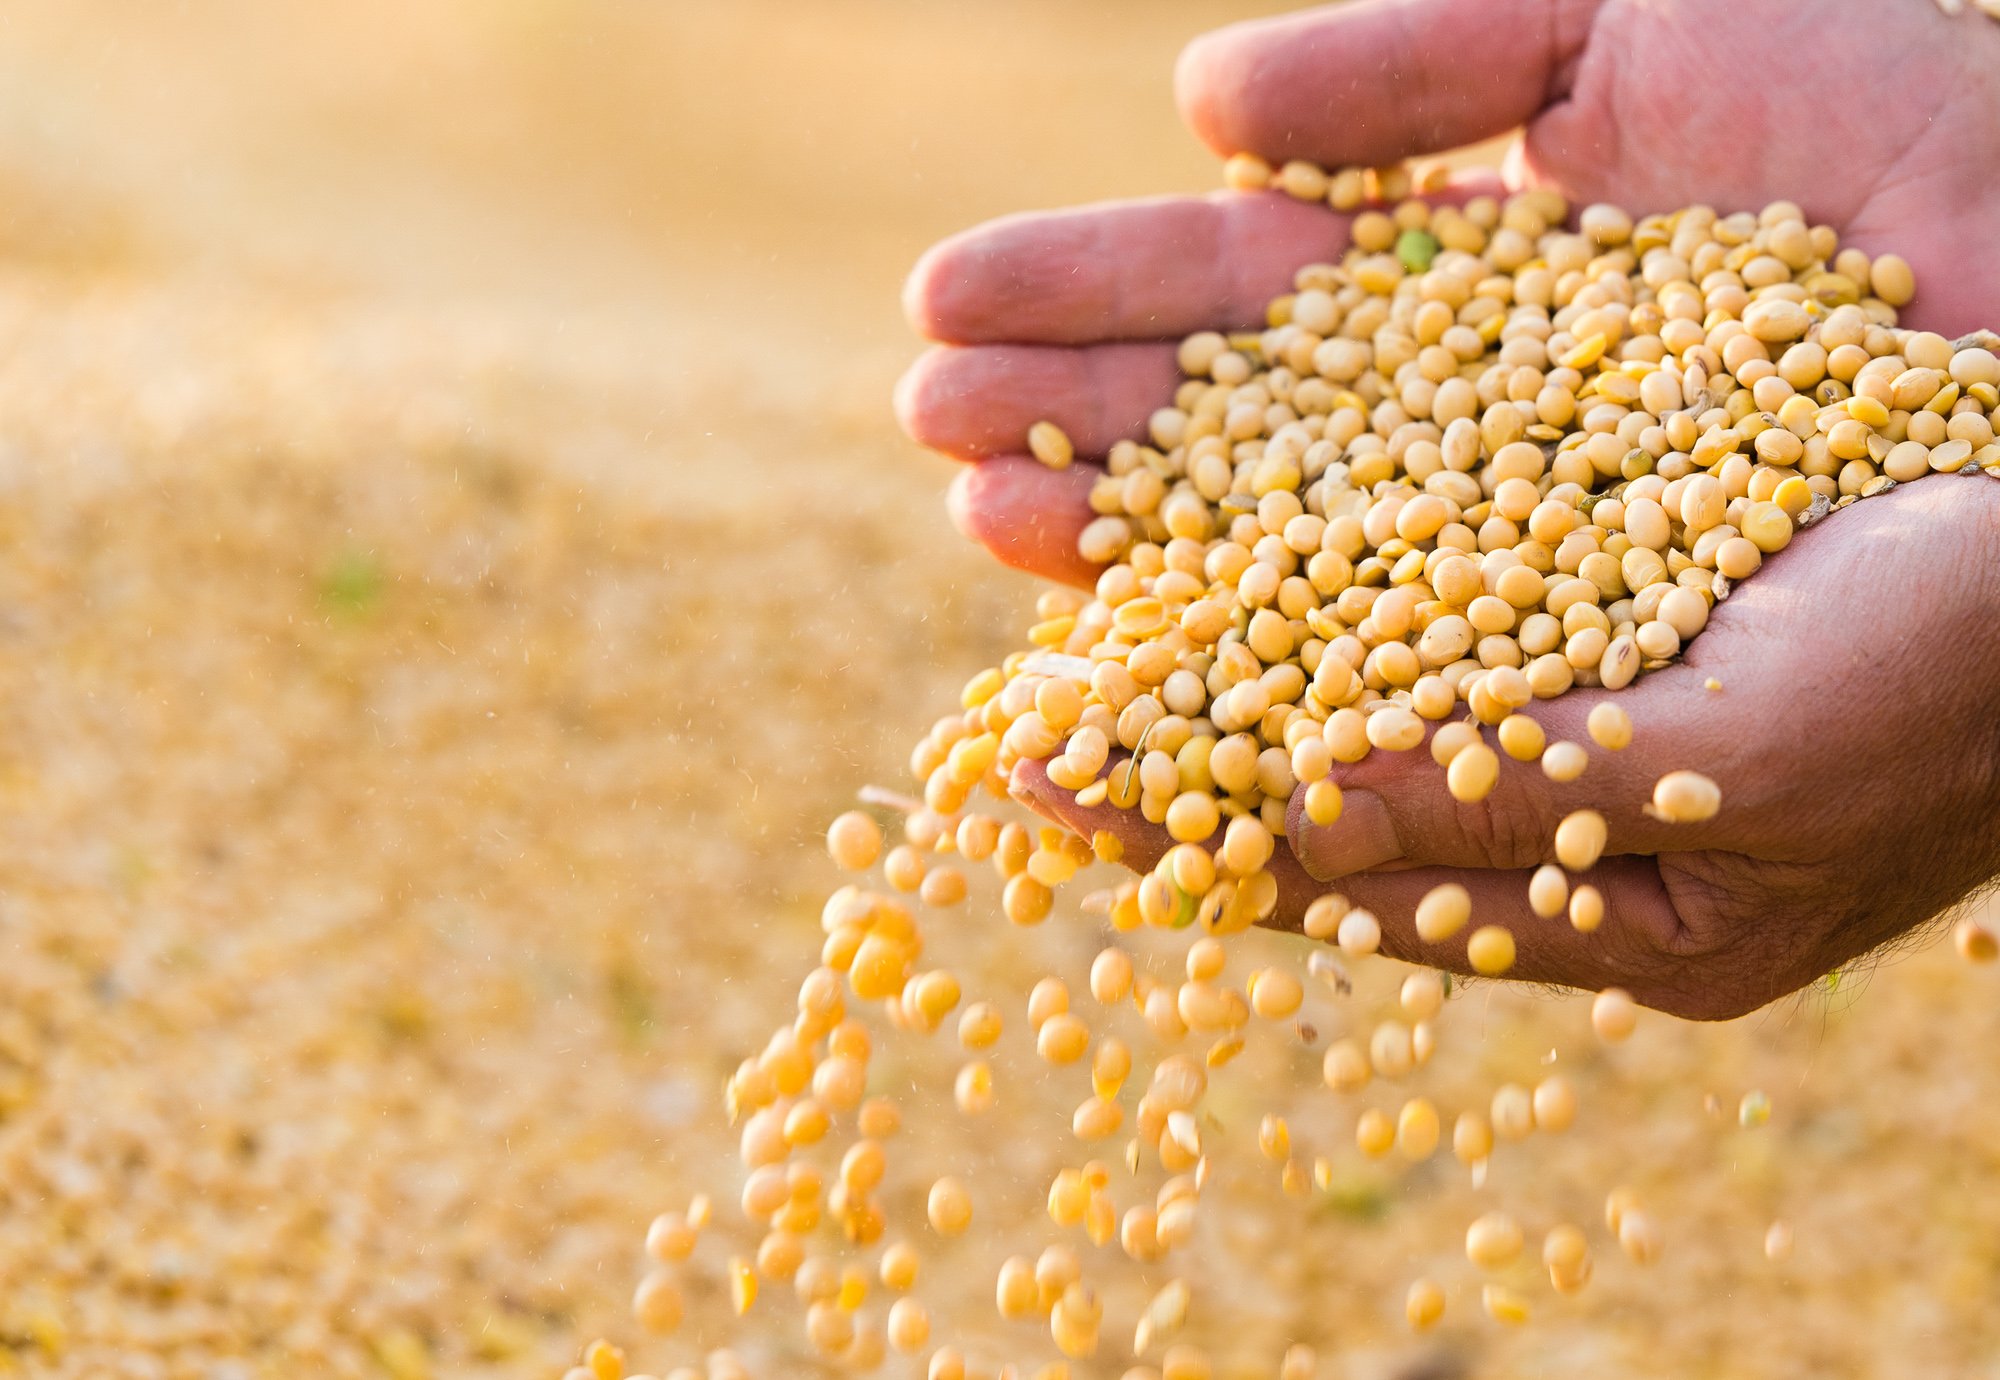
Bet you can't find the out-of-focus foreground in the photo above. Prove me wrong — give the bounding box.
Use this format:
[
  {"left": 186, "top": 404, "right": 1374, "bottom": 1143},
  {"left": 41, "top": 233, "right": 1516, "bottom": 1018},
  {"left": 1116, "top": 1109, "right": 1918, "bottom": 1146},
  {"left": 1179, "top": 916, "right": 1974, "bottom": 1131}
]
[{"left": 0, "top": 3, "right": 1993, "bottom": 1378}]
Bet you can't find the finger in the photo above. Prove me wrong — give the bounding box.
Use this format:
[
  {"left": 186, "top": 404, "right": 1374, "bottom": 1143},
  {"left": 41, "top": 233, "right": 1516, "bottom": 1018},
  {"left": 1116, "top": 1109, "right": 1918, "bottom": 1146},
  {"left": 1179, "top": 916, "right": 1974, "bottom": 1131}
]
[
  {"left": 1322, "top": 860, "right": 1700, "bottom": 1011},
  {"left": 946, "top": 455, "right": 1102, "bottom": 588},
  {"left": 1010, "top": 757, "right": 1695, "bottom": 1008},
  {"left": 895, "top": 343, "right": 1179, "bottom": 461},
  {"left": 1175, "top": 0, "right": 1593, "bottom": 167},
  {"left": 905, "top": 192, "right": 1344, "bottom": 346},
  {"left": 906, "top": 176, "right": 1515, "bottom": 348},
  {"left": 1287, "top": 671, "right": 1742, "bottom": 883}
]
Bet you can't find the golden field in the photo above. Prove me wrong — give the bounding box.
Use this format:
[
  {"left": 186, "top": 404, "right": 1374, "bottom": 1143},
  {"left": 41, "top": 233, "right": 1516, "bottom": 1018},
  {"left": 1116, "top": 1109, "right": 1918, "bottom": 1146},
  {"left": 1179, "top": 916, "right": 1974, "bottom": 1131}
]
[{"left": 0, "top": 3, "right": 1993, "bottom": 1378}]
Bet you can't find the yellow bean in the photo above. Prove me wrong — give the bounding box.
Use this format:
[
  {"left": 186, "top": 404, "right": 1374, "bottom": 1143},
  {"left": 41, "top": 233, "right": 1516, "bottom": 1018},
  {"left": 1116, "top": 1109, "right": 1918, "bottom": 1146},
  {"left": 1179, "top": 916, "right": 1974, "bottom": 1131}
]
[
  {"left": 1651, "top": 770, "right": 1722, "bottom": 822},
  {"left": 827, "top": 811, "right": 883, "bottom": 870},
  {"left": 1415, "top": 883, "right": 1471, "bottom": 942},
  {"left": 1467, "top": 925, "right": 1516, "bottom": 975},
  {"left": 1554, "top": 810, "right": 1608, "bottom": 871},
  {"left": 1029, "top": 420, "right": 1075, "bottom": 469},
  {"left": 1405, "top": 1277, "right": 1446, "bottom": 1331},
  {"left": 1465, "top": 1211, "right": 1523, "bottom": 1269},
  {"left": 1585, "top": 702, "right": 1632, "bottom": 750},
  {"left": 1592, "top": 987, "right": 1638, "bottom": 1042},
  {"left": 927, "top": 1178, "right": 973, "bottom": 1236}
]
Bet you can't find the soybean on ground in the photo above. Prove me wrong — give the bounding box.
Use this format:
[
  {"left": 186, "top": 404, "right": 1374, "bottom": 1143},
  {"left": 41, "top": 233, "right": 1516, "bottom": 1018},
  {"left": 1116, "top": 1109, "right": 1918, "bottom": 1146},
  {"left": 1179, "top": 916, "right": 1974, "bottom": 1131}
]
[{"left": 0, "top": 2, "right": 1995, "bottom": 1378}]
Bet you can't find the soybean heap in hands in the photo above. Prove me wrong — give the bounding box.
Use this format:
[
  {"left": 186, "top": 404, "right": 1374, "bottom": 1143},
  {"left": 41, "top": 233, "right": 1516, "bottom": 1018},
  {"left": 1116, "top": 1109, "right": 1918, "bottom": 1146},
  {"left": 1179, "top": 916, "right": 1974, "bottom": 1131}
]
[{"left": 566, "top": 163, "right": 2000, "bottom": 1380}]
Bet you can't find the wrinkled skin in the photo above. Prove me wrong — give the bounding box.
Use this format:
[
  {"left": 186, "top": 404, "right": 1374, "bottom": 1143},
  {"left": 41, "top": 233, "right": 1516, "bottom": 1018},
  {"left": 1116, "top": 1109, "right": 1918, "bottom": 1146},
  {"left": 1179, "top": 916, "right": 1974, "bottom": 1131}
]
[{"left": 896, "top": 0, "right": 2000, "bottom": 1018}]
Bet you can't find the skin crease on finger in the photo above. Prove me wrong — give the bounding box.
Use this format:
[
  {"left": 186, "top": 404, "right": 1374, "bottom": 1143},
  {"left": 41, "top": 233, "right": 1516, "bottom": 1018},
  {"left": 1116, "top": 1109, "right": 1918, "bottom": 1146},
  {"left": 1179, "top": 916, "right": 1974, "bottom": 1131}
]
[{"left": 1011, "top": 481, "right": 2000, "bottom": 1021}]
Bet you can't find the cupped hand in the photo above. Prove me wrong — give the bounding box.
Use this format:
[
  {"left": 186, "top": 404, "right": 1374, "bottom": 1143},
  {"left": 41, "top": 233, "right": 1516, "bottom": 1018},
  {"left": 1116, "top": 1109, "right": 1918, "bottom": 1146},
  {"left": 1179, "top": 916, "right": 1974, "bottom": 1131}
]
[
  {"left": 894, "top": 0, "right": 2000, "bottom": 1016},
  {"left": 899, "top": 0, "right": 2000, "bottom": 583},
  {"left": 1011, "top": 477, "right": 2000, "bottom": 1020}
]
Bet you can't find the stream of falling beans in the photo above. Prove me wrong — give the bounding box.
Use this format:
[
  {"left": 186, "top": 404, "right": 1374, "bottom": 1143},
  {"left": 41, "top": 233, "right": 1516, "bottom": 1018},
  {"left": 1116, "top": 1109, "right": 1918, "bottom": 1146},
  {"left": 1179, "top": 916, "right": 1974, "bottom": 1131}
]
[{"left": 566, "top": 164, "right": 2000, "bottom": 1380}]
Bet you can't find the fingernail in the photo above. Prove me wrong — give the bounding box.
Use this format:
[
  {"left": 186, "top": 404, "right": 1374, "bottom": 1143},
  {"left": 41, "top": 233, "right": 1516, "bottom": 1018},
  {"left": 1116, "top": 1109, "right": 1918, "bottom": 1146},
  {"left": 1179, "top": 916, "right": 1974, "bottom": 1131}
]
[{"left": 1292, "top": 789, "right": 1403, "bottom": 881}]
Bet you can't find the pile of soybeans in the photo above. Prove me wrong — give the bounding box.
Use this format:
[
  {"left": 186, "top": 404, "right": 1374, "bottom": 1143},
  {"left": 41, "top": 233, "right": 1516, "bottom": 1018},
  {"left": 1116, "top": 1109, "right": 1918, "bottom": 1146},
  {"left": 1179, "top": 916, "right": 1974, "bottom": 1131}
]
[{"left": 569, "top": 164, "right": 2000, "bottom": 1380}]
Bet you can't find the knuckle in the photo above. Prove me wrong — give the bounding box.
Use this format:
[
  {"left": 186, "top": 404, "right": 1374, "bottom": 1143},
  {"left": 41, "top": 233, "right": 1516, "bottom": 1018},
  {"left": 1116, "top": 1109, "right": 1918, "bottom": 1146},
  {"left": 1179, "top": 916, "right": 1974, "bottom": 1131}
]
[
  {"left": 1651, "top": 856, "right": 1766, "bottom": 961},
  {"left": 1622, "top": 857, "right": 1837, "bottom": 1019}
]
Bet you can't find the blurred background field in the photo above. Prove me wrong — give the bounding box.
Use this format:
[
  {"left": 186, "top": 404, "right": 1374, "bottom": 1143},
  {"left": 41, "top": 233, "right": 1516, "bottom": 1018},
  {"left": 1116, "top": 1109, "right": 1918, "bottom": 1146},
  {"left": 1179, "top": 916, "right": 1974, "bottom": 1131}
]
[{"left": 0, "top": 2, "right": 1994, "bottom": 1378}]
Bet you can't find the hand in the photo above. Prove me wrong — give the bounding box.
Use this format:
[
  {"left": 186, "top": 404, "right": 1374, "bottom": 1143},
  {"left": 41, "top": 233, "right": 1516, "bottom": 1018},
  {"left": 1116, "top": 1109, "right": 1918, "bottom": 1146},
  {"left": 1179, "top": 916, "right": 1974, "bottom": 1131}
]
[
  {"left": 895, "top": 0, "right": 2000, "bottom": 1016},
  {"left": 899, "top": 0, "right": 2000, "bottom": 583},
  {"left": 1013, "top": 477, "right": 2000, "bottom": 1020}
]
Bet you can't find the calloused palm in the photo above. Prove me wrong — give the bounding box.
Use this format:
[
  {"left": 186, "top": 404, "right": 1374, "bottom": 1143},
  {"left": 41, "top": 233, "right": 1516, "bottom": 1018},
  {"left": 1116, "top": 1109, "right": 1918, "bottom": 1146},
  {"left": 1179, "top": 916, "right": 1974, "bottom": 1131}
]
[{"left": 894, "top": 0, "right": 2000, "bottom": 1017}]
